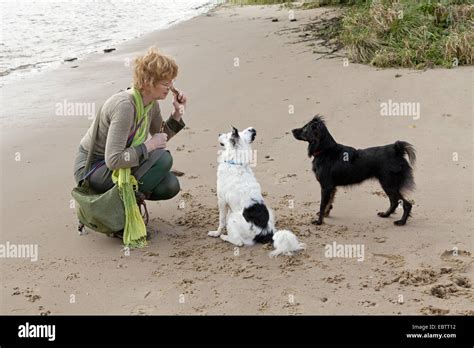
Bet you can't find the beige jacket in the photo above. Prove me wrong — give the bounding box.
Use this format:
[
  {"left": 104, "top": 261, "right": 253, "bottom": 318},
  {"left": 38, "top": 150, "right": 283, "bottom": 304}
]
[{"left": 79, "top": 90, "right": 185, "bottom": 170}]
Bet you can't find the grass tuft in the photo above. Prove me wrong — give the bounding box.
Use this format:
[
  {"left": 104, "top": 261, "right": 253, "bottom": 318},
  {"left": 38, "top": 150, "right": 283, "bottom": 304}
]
[{"left": 226, "top": 0, "right": 473, "bottom": 69}]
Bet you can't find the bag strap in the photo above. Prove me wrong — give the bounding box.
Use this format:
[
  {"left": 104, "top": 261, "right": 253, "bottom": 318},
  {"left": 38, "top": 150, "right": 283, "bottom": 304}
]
[{"left": 83, "top": 105, "right": 103, "bottom": 180}]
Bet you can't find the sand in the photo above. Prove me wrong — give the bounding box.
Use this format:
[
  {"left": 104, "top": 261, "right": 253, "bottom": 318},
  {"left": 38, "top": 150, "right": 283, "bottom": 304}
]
[{"left": 1, "top": 4, "right": 472, "bottom": 315}]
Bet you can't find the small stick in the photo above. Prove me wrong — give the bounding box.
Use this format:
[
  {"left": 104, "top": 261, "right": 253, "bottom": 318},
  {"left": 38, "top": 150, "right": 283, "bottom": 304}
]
[{"left": 170, "top": 85, "right": 184, "bottom": 103}]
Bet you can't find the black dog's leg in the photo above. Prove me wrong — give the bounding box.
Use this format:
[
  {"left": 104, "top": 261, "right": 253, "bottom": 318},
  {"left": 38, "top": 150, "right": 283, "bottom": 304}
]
[
  {"left": 313, "top": 186, "right": 333, "bottom": 225},
  {"left": 318, "top": 188, "right": 336, "bottom": 217},
  {"left": 325, "top": 188, "right": 336, "bottom": 216},
  {"left": 378, "top": 190, "right": 399, "bottom": 218},
  {"left": 394, "top": 196, "right": 412, "bottom": 226}
]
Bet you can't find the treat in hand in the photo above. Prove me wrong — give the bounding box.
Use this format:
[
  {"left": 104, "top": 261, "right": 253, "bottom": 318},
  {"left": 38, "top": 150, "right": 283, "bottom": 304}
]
[{"left": 170, "top": 85, "right": 184, "bottom": 103}]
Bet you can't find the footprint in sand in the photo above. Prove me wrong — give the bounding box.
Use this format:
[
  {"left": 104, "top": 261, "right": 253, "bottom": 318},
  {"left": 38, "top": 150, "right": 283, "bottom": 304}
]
[
  {"left": 323, "top": 274, "right": 345, "bottom": 284},
  {"left": 373, "top": 253, "right": 405, "bottom": 268},
  {"left": 440, "top": 249, "right": 472, "bottom": 272},
  {"left": 258, "top": 301, "right": 269, "bottom": 312},
  {"left": 374, "top": 236, "right": 386, "bottom": 243},
  {"left": 430, "top": 283, "right": 459, "bottom": 299},
  {"left": 277, "top": 174, "right": 297, "bottom": 184},
  {"left": 395, "top": 268, "right": 440, "bottom": 287},
  {"left": 450, "top": 274, "right": 471, "bottom": 288},
  {"left": 38, "top": 305, "right": 51, "bottom": 316},
  {"left": 358, "top": 300, "right": 377, "bottom": 307},
  {"left": 65, "top": 272, "right": 80, "bottom": 280},
  {"left": 12, "top": 287, "right": 41, "bottom": 303}
]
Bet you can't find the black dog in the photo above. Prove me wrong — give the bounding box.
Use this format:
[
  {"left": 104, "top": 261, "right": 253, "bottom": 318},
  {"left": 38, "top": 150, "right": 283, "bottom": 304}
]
[{"left": 292, "top": 115, "right": 416, "bottom": 226}]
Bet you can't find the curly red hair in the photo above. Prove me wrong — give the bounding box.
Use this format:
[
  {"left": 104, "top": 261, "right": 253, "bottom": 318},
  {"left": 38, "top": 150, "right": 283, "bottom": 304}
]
[{"left": 133, "top": 47, "right": 178, "bottom": 90}]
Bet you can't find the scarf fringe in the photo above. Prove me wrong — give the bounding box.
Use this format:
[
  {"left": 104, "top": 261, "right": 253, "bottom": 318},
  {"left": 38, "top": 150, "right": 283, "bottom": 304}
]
[
  {"left": 111, "top": 88, "right": 154, "bottom": 248},
  {"left": 112, "top": 170, "right": 147, "bottom": 248}
]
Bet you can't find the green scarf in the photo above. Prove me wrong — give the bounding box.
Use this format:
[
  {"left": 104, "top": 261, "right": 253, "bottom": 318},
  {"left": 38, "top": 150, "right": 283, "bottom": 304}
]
[{"left": 111, "top": 88, "right": 154, "bottom": 248}]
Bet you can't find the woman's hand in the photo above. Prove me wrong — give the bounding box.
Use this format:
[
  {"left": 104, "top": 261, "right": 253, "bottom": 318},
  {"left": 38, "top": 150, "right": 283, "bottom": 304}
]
[
  {"left": 172, "top": 91, "right": 187, "bottom": 121},
  {"left": 144, "top": 133, "right": 167, "bottom": 153}
]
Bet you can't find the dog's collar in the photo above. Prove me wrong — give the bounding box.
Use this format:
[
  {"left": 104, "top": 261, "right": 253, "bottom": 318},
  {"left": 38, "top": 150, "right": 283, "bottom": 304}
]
[
  {"left": 313, "top": 150, "right": 323, "bottom": 157},
  {"left": 224, "top": 159, "right": 244, "bottom": 166}
]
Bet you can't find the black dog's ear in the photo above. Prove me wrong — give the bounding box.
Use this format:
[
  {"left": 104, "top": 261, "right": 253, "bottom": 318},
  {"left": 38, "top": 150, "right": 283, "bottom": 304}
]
[
  {"left": 306, "top": 118, "right": 323, "bottom": 157},
  {"left": 310, "top": 120, "right": 321, "bottom": 132},
  {"left": 312, "top": 114, "right": 325, "bottom": 124},
  {"left": 309, "top": 116, "right": 327, "bottom": 139}
]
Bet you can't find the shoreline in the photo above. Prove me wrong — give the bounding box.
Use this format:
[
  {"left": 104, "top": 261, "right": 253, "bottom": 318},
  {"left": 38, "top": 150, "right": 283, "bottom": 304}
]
[
  {"left": 1, "top": 4, "right": 472, "bottom": 315},
  {"left": 0, "top": 1, "right": 223, "bottom": 87}
]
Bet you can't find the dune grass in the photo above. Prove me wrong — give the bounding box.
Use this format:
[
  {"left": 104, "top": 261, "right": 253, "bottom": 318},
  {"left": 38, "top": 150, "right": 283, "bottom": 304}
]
[
  {"left": 227, "top": 0, "right": 473, "bottom": 69},
  {"left": 227, "top": 0, "right": 291, "bottom": 4},
  {"left": 227, "top": 0, "right": 365, "bottom": 7},
  {"left": 337, "top": 0, "right": 473, "bottom": 68}
]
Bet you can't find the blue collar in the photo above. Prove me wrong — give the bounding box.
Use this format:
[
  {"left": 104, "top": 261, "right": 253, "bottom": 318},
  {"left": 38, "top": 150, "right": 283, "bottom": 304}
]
[{"left": 224, "top": 159, "right": 243, "bottom": 166}]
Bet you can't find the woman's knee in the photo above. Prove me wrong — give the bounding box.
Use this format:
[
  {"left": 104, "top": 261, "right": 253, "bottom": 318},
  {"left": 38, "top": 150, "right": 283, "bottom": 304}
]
[
  {"left": 156, "top": 150, "right": 173, "bottom": 173},
  {"left": 151, "top": 173, "right": 180, "bottom": 200},
  {"left": 165, "top": 173, "right": 180, "bottom": 198}
]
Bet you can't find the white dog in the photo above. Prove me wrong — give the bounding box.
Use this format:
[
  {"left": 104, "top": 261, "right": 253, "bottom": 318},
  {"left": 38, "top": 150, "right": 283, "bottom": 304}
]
[{"left": 208, "top": 126, "right": 306, "bottom": 257}]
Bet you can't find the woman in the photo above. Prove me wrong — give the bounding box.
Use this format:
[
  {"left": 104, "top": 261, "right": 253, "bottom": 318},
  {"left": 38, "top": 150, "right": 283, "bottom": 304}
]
[{"left": 73, "top": 47, "right": 187, "bottom": 245}]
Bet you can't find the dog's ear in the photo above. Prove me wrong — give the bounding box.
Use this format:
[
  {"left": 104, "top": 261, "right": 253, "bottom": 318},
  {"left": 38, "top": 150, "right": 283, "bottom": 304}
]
[
  {"left": 230, "top": 126, "right": 240, "bottom": 147},
  {"left": 310, "top": 115, "right": 326, "bottom": 133},
  {"left": 249, "top": 128, "right": 256, "bottom": 143},
  {"left": 310, "top": 117, "right": 327, "bottom": 139},
  {"left": 306, "top": 119, "right": 323, "bottom": 156},
  {"left": 312, "top": 114, "right": 325, "bottom": 124},
  {"left": 310, "top": 119, "right": 321, "bottom": 132},
  {"left": 231, "top": 126, "right": 240, "bottom": 138}
]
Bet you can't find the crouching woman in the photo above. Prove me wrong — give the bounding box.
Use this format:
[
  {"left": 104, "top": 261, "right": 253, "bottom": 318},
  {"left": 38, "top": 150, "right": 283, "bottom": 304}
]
[{"left": 73, "top": 47, "right": 187, "bottom": 246}]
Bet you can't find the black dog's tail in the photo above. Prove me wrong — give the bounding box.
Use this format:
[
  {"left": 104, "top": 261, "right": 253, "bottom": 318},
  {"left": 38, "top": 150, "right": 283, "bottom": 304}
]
[
  {"left": 395, "top": 141, "right": 416, "bottom": 166},
  {"left": 394, "top": 141, "right": 416, "bottom": 192}
]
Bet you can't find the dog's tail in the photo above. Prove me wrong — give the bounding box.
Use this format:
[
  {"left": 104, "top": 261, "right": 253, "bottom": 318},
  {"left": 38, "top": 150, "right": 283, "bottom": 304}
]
[
  {"left": 394, "top": 141, "right": 416, "bottom": 192},
  {"left": 269, "top": 230, "right": 306, "bottom": 258},
  {"left": 395, "top": 141, "right": 416, "bottom": 166}
]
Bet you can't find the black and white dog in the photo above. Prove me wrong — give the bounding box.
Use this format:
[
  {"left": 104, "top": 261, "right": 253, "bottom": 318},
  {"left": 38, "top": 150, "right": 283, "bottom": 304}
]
[
  {"left": 292, "top": 116, "right": 416, "bottom": 226},
  {"left": 208, "top": 126, "right": 305, "bottom": 257}
]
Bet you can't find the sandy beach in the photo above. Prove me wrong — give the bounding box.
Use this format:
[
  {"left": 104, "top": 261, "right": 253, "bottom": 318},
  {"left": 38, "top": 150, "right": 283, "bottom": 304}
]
[{"left": 1, "top": 4, "right": 472, "bottom": 315}]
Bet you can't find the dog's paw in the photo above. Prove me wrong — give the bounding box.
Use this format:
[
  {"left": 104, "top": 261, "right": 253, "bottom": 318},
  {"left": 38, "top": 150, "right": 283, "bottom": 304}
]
[
  {"left": 394, "top": 220, "right": 406, "bottom": 226},
  {"left": 311, "top": 218, "right": 323, "bottom": 225},
  {"left": 377, "top": 212, "right": 389, "bottom": 218},
  {"left": 208, "top": 230, "right": 221, "bottom": 237},
  {"left": 324, "top": 204, "right": 333, "bottom": 217},
  {"left": 220, "top": 234, "right": 243, "bottom": 246}
]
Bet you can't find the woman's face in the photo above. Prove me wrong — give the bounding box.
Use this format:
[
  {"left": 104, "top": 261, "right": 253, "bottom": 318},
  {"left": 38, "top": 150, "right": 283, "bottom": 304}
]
[{"left": 147, "top": 79, "right": 173, "bottom": 100}]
